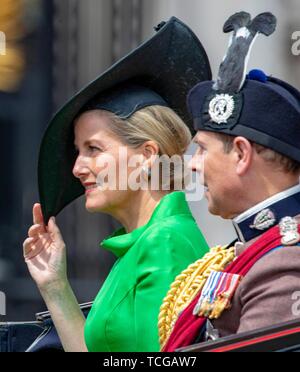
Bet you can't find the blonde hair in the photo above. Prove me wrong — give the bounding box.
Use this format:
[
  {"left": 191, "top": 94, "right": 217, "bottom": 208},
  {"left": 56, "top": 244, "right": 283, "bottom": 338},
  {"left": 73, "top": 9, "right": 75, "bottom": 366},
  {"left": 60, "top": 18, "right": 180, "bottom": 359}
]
[
  {"left": 109, "top": 106, "right": 191, "bottom": 154},
  {"left": 101, "top": 106, "right": 192, "bottom": 189}
]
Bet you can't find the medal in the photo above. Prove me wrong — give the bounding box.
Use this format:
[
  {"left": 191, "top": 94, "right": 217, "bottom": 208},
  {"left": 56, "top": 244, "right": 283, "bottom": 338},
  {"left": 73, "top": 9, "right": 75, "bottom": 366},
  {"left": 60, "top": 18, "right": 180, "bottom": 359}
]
[
  {"left": 279, "top": 217, "right": 300, "bottom": 246},
  {"left": 193, "top": 270, "right": 242, "bottom": 320}
]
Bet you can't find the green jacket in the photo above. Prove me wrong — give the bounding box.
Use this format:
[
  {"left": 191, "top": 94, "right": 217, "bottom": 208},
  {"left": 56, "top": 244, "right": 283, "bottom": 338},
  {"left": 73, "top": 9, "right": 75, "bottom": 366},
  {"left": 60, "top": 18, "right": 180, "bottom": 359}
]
[{"left": 84, "top": 192, "right": 209, "bottom": 352}]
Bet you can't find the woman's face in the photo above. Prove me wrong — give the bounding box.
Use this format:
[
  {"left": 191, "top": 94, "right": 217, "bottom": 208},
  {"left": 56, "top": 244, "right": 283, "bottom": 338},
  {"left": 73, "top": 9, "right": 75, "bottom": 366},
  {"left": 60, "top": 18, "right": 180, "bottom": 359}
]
[{"left": 73, "top": 110, "right": 144, "bottom": 214}]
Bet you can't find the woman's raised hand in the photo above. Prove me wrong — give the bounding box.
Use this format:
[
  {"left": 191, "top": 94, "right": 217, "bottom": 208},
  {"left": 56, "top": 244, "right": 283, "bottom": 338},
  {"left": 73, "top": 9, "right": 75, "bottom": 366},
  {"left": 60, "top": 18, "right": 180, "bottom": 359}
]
[{"left": 23, "top": 204, "right": 67, "bottom": 291}]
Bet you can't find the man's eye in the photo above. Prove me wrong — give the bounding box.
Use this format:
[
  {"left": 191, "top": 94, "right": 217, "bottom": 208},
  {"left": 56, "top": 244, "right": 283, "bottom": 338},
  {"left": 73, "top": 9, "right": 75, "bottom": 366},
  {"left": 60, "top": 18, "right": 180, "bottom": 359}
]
[{"left": 197, "top": 145, "right": 205, "bottom": 154}]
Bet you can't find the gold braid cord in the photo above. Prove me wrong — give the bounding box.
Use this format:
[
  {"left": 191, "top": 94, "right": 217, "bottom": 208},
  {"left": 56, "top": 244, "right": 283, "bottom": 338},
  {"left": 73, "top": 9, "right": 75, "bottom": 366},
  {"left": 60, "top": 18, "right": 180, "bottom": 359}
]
[{"left": 158, "top": 246, "right": 236, "bottom": 349}]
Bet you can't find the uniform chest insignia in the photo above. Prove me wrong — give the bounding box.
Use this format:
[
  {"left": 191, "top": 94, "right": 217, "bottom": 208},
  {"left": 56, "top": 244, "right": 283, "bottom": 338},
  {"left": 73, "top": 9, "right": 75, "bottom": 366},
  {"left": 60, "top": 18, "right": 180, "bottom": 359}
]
[
  {"left": 193, "top": 270, "right": 242, "bottom": 319},
  {"left": 250, "top": 209, "right": 276, "bottom": 230},
  {"left": 209, "top": 94, "right": 235, "bottom": 124},
  {"left": 279, "top": 216, "right": 300, "bottom": 246}
]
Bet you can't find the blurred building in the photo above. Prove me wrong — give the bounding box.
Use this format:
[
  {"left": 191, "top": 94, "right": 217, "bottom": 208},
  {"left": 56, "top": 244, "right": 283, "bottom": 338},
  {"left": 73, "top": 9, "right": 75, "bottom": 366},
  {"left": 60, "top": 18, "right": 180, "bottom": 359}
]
[
  {"left": 0, "top": 0, "right": 54, "bottom": 320},
  {"left": 0, "top": 0, "right": 299, "bottom": 321}
]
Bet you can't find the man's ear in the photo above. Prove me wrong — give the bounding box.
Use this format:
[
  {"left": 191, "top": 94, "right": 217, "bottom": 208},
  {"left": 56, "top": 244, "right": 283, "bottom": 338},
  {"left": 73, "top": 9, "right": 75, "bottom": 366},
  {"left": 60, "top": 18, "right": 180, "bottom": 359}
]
[{"left": 232, "top": 137, "right": 253, "bottom": 176}]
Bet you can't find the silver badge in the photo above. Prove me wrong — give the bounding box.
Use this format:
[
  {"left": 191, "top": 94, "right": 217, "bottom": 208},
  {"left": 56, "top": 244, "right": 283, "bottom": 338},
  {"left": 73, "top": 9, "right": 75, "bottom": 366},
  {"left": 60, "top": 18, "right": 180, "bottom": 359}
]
[
  {"left": 279, "top": 217, "right": 300, "bottom": 246},
  {"left": 250, "top": 209, "right": 276, "bottom": 230},
  {"left": 209, "top": 94, "right": 235, "bottom": 124}
]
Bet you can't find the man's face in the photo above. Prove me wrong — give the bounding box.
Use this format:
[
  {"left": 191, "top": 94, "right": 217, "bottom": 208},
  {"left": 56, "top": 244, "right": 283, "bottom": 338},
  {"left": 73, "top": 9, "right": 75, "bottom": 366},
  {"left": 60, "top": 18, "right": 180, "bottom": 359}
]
[{"left": 189, "top": 131, "right": 240, "bottom": 219}]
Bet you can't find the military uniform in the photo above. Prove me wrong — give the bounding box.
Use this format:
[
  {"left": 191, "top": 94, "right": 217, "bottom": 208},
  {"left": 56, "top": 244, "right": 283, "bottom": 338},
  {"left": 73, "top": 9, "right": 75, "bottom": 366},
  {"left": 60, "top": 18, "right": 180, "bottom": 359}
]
[
  {"left": 210, "top": 189, "right": 300, "bottom": 339},
  {"left": 160, "top": 11, "right": 300, "bottom": 352}
]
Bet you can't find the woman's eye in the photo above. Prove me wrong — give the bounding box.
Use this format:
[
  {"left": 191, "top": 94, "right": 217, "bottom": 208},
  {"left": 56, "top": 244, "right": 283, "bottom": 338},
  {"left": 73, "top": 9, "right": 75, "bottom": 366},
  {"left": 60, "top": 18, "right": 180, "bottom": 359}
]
[{"left": 89, "top": 146, "right": 101, "bottom": 152}]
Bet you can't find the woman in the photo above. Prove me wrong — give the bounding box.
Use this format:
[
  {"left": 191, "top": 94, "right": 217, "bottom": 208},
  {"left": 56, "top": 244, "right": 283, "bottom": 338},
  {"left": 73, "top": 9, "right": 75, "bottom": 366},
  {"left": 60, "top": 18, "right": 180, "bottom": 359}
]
[{"left": 23, "top": 17, "right": 211, "bottom": 352}]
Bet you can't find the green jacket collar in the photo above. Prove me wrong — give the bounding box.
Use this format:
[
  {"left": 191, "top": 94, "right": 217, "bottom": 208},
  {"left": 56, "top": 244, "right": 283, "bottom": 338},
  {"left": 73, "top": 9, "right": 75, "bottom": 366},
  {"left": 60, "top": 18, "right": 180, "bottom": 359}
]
[{"left": 100, "top": 192, "right": 191, "bottom": 258}]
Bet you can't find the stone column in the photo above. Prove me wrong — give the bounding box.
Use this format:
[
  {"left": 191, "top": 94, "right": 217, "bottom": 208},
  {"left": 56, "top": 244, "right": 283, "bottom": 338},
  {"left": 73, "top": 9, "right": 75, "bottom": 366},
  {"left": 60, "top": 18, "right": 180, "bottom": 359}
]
[
  {"left": 111, "top": 0, "right": 142, "bottom": 61},
  {"left": 52, "top": 0, "right": 80, "bottom": 109}
]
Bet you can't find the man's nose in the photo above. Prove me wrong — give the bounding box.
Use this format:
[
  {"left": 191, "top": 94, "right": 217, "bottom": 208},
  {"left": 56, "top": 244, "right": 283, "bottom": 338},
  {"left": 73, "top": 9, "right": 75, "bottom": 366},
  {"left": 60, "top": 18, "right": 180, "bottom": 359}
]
[
  {"left": 188, "top": 155, "right": 198, "bottom": 172},
  {"left": 188, "top": 154, "right": 204, "bottom": 173}
]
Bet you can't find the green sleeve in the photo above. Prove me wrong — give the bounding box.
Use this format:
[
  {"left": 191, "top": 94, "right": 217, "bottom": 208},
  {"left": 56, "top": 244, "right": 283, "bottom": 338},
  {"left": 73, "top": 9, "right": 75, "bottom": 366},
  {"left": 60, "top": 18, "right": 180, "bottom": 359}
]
[{"left": 134, "top": 269, "right": 177, "bottom": 351}]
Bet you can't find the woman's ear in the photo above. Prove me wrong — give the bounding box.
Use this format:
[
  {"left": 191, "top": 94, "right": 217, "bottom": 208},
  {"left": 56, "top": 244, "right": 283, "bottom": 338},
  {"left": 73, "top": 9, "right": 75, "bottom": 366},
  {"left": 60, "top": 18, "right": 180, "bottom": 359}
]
[
  {"left": 233, "top": 137, "right": 253, "bottom": 176},
  {"left": 141, "top": 141, "right": 160, "bottom": 167}
]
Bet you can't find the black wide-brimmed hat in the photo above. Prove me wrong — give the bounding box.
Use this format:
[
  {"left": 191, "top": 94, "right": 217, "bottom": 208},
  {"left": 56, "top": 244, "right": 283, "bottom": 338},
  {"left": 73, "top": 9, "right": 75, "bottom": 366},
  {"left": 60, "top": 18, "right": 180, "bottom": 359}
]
[{"left": 38, "top": 17, "right": 212, "bottom": 222}]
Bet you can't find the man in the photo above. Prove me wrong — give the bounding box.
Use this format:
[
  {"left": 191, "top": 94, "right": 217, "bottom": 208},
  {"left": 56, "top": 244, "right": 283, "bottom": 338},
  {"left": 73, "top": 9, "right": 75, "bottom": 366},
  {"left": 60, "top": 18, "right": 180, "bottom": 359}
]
[{"left": 159, "top": 11, "right": 300, "bottom": 351}]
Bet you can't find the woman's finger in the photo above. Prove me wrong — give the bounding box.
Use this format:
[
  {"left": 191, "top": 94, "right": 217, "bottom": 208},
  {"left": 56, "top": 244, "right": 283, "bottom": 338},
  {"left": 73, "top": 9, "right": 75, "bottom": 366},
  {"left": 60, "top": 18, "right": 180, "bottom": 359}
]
[
  {"left": 23, "top": 237, "right": 39, "bottom": 257},
  {"left": 24, "top": 246, "right": 44, "bottom": 261},
  {"left": 28, "top": 224, "right": 45, "bottom": 238},
  {"left": 23, "top": 238, "right": 47, "bottom": 260},
  {"left": 47, "top": 217, "right": 64, "bottom": 244},
  {"left": 32, "top": 204, "right": 46, "bottom": 231}
]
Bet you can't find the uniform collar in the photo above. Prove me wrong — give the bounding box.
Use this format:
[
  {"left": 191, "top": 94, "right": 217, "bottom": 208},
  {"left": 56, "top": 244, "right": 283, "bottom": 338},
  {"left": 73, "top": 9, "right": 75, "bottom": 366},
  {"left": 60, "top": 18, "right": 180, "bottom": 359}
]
[
  {"left": 100, "top": 192, "right": 191, "bottom": 257},
  {"left": 232, "top": 184, "right": 300, "bottom": 243},
  {"left": 234, "top": 214, "right": 300, "bottom": 256}
]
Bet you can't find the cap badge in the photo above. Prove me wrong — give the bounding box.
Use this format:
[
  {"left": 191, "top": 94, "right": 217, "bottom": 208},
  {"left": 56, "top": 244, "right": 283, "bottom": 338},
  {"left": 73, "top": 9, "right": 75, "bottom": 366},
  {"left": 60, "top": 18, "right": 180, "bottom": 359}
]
[
  {"left": 250, "top": 209, "right": 276, "bottom": 230},
  {"left": 279, "top": 217, "right": 300, "bottom": 246},
  {"left": 209, "top": 94, "right": 235, "bottom": 124}
]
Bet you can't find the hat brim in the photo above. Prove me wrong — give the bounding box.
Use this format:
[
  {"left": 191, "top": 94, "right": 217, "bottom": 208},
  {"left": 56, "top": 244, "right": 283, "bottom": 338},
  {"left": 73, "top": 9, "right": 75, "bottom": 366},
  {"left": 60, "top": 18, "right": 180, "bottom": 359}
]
[{"left": 38, "top": 17, "right": 212, "bottom": 222}]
